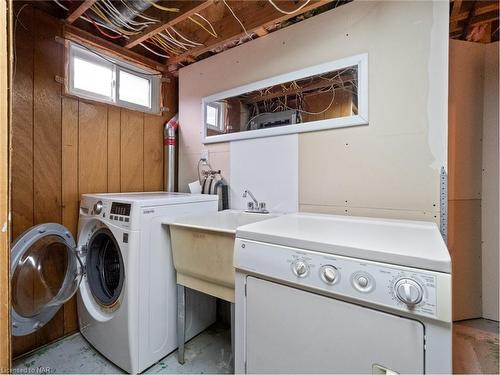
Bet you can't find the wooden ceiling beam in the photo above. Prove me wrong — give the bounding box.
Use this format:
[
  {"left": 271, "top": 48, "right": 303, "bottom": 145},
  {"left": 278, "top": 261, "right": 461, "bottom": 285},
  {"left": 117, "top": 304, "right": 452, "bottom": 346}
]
[
  {"left": 169, "top": 0, "right": 331, "bottom": 64},
  {"left": 450, "top": 0, "right": 463, "bottom": 30},
  {"left": 450, "top": 9, "right": 500, "bottom": 33},
  {"left": 63, "top": 23, "right": 168, "bottom": 73},
  {"left": 469, "top": 9, "right": 500, "bottom": 27},
  {"left": 124, "top": 0, "right": 215, "bottom": 49},
  {"left": 450, "top": 1, "right": 498, "bottom": 23},
  {"left": 463, "top": 1, "right": 477, "bottom": 39},
  {"left": 66, "top": 0, "right": 98, "bottom": 24}
]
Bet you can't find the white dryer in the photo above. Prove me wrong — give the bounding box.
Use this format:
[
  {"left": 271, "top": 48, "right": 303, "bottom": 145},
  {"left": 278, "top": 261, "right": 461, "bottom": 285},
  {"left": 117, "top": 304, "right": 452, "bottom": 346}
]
[
  {"left": 234, "top": 213, "right": 452, "bottom": 374},
  {"left": 10, "top": 192, "right": 219, "bottom": 373}
]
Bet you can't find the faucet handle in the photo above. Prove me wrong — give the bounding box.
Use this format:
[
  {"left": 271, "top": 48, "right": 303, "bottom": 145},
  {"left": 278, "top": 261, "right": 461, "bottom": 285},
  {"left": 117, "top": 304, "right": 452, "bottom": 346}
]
[
  {"left": 259, "top": 202, "right": 266, "bottom": 211},
  {"left": 247, "top": 201, "right": 254, "bottom": 210}
]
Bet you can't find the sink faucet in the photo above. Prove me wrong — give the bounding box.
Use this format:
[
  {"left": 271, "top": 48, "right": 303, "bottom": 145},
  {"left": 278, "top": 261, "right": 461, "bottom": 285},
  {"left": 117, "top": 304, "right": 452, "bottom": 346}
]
[{"left": 242, "top": 190, "right": 269, "bottom": 214}]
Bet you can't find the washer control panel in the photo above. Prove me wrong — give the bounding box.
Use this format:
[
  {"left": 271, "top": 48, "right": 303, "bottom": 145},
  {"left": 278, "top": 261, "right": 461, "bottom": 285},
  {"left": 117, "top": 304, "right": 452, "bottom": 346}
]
[
  {"left": 80, "top": 197, "right": 131, "bottom": 229},
  {"left": 235, "top": 239, "right": 451, "bottom": 322}
]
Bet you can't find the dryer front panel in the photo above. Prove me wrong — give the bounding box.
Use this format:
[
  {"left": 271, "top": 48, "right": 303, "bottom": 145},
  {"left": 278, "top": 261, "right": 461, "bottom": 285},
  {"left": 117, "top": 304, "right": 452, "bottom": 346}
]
[{"left": 245, "top": 276, "right": 425, "bottom": 374}]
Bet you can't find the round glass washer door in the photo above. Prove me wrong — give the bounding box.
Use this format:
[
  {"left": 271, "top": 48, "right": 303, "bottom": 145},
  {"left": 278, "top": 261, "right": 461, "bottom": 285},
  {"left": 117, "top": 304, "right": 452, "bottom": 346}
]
[
  {"left": 85, "top": 228, "right": 124, "bottom": 307},
  {"left": 11, "top": 223, "right": 83, "bottom": 336}
]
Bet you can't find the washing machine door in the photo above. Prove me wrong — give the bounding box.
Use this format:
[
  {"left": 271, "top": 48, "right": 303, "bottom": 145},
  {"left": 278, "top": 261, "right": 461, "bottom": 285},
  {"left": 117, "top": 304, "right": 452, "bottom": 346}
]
[
  {"left": 83, "top": 227, "right": 125, "bottom": 308},
  {"left": 11, "top": 223, "right": 83, "bottom": 336}
]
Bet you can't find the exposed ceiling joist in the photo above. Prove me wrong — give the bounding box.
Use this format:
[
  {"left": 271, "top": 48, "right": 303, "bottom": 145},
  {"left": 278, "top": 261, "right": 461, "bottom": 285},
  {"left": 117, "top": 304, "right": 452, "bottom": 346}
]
[
  {"left": 450, "top": 1, "right": 498, "bottom": 23},
  {"left": 468, "top": 9, "right": 500, "bottom": 27},
  {"left": 170, "top": 0, "right": 331, "bottom": 64},
  {"left": 124, "top": 0, "right": 215, "bottom": 49},
  {"left": 463, "top": 1, "right": 478, "bottom": 39},
  {"left": 450, "top": 0, "right": 463, "bottom": 29},
  {"left": 66, "top": 0, "right": 98, "bottom": 24},
  {"left": 451, "top": 9, "right": 500, "bottom": 33}
]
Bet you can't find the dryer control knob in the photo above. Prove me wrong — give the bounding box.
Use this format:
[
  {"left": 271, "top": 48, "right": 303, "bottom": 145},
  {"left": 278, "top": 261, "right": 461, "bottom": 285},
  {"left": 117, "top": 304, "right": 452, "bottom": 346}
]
[
  {"left": 93, "top": 201, "right": 103, "bottom": 215},
  {"left": 292, "top": 261, "right": 309, "bottom": 278},
  {"left": 320, "top": 265, "right": 338, "bottom": 284},
  {"left": 395, "top": 279, "right": 423, "bottom": 306}
]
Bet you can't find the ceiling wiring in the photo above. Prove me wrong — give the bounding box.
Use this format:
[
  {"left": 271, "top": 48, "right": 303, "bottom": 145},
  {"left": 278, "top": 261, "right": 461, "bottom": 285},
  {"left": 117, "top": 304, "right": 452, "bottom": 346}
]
[
  {"left": 268, "top": 0, "right": 312, "bottom": 15},
  {"left": 91, "top": 18, "right": 126, "bottom": 39},
  {"left": 144, "top": 0, "right": 180, "bottom": 13},
  {"left": 170, "top": 26, "right": 204, "bottom": 46},
  {"left": 162, "top": 30, "right": 188, "bottom": 50},
  {"left": 101, "top": 0, "right": 154, "bottom": 28},
  {"left": 119, "top": 0, "right": 160, "bottom": 23},
  {"left": 140, "top": 41, "right": 170, "bottom": 58},
  {"left": 151, "top": 34, "right": 182, "bottom": 55},
  {"left": 193, "top": 13, "right": 217, "bottom": 36},
  {"left": 243, "top": 66, "right": 358, "bottom": 129},
  {"left": 98, "top": 2, "right": 140, "bottom": 31},
  {"left": 222, "top": 0, "right": 251, "bottom": 39},
  {"left": 52, "top": 0, "right": 169, "bottom": 58},
  {"left": 160, "top": 31, "right": 188, "bottom": 51},
  {"left": 91, "top": 3, "right": 140, "bottom": 35},
  {"left": 188, "top": 14, "right": 218, "bottom": 38},
  {"left": 110, "top": 1, "right": 157, "bottom": 26}
]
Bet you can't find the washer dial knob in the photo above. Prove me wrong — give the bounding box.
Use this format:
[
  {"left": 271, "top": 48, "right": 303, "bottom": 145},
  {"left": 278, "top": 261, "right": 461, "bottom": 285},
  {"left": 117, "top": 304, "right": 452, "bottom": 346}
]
[
  {"left": 357, "top": 276, "right": 369, "bottom": 288},
  {"left": 395, "top": 279, "right": 423, "bottom": 306},
  {"left": 292, "top": 261, "right": 309, "bottom": 277},
  {"left": 93, "top": 201, "right": 103, "bottom": 215},
  {"left": 320, "top": 265, "right": 338, "bottom": 284}
]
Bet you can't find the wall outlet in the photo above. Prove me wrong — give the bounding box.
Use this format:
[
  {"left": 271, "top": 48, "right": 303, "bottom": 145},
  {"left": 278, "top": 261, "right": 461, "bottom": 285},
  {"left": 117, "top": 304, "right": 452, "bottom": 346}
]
[{"left": 201, "top": 149, "right": 209, "bottom": 161}]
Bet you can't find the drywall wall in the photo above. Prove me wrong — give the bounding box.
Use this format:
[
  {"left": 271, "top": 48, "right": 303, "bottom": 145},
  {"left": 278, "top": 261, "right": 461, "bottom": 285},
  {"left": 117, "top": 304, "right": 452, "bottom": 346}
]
[
  {"left": 448, "top": 40, "right": 499, "bottom": 322},
  {"left": 178, "top": 1, "right": 448, "bottom": 224},
  {"left": 11, "top": 8, "right": 176, "bottom": 356},
  {"left": 481, "top": 42, "right": 499, "bottom": 322},
  {"left": 448, "top": 39, "right": 485, "bottom": 320},
  {"left": 230, "top": 135, "right": 298, "bottom": 212}
]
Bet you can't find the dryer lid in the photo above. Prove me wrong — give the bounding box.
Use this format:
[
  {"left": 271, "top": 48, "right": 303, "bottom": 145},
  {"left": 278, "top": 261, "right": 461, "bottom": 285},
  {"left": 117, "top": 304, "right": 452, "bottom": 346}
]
[
  {"left": 236, "top": 213, "right": 451, "bottom": 273},
  {"left": 11, "top": 223, "right": 83, "bottom": 336}
]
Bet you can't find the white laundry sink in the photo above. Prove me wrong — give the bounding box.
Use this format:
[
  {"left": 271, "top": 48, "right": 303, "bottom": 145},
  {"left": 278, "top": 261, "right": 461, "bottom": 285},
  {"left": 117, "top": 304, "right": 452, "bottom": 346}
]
[{"left": 169, "top": 210, "right": 279, "bottom": 302}]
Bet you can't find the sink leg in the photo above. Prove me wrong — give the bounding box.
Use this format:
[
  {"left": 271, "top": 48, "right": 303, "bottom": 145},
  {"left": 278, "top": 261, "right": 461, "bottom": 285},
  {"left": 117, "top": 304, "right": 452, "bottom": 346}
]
[
  {"left": 177, "top": 284, "right": 186, "bottom": 364},
  {"left": 231, "top": 302, "right": 235, "bottom": 367}
]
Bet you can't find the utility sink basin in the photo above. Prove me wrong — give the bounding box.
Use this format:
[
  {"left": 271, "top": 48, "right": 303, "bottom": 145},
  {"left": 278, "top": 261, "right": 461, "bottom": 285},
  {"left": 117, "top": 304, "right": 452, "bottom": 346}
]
[{"left": 169, "top": 210, "right": 279, "bottom": 302}]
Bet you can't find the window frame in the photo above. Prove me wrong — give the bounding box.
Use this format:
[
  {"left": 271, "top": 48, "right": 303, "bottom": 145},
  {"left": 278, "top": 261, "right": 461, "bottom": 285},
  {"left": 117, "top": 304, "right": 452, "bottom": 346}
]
[
  {"left": 205, "top": 102, "right": 224, "bottom": 132},
  {"left": 68, "top": 42, "right": 161, "bottom": 114},
  {"left": 201, "top": 53, "right": 369, "bottom": 144}
]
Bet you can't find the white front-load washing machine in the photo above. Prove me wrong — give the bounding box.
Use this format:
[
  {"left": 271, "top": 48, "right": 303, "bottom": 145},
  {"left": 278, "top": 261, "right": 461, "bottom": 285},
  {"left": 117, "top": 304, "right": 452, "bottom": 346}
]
[
  {"left": 234, "top": 213, "right": 452, "bottom": 374},
  {"left": 10, "top": 192, "right": 219, "bottom": 373}
]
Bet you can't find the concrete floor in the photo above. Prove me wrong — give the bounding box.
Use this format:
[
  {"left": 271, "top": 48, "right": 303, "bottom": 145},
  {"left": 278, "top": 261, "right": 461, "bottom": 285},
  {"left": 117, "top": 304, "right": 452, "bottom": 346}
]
[
  {"left": 13, "top": 318, "right": 499, "bottom": 374},
  {"left": 13, "top": 324, "right": 233, "bottom": 374},
  {"left": 454, "top": 318, "right": 499, "bottom": 374}
]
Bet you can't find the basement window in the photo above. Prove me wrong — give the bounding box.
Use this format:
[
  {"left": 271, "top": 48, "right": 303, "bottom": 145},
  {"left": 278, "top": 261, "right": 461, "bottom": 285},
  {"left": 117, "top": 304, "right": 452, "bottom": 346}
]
[
  {"left": 205, "top": 102, "right": 222, "bottom": 132},
  {"left": 68, "top": 42, "right": 160, "bottom": 113}
]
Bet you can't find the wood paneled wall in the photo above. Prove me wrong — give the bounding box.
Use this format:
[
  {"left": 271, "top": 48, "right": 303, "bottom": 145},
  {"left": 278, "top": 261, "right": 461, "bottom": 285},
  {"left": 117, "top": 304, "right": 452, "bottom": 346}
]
[
  {"left": 1, "top": 0, "right": 11, "bottom": 368},
  {"left": 11, "top": 8, "right": 177, "bottom": 357}
]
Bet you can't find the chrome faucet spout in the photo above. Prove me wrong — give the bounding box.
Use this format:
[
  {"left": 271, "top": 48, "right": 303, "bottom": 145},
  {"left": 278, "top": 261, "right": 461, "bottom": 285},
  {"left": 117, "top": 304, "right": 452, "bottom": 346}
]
[
  {"left": 242, "top": 189, "right": 269, "bottom": 214},
  {"left": 242, "top": 190, "right": 259, "bottom": 206}
]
